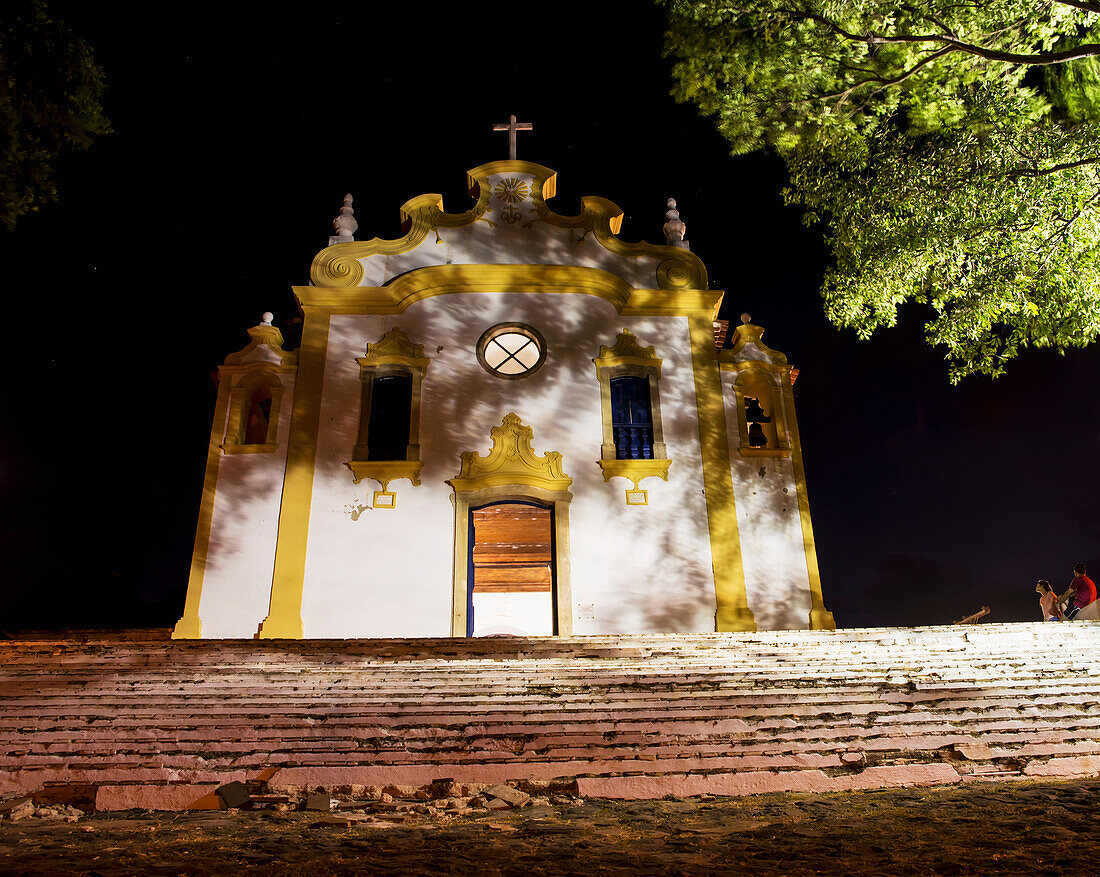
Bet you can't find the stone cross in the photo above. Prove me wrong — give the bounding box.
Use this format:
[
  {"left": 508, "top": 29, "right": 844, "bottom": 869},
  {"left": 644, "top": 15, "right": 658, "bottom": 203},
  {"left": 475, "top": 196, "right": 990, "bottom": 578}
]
[{"left": 492, "top": 114, "right": 533, "bottom": 160}]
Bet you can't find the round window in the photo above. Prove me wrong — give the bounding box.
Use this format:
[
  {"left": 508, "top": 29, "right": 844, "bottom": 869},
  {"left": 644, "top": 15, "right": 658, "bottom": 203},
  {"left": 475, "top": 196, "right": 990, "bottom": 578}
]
[{"left": 476, "top": 323, "right": 547, "bottom": 379}]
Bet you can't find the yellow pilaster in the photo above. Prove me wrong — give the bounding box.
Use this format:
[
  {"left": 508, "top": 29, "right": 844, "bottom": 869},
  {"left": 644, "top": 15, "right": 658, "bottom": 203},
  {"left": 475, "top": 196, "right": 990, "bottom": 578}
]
[
  {"left": 784, "top": 382, "right": 836, "bottom": 630},
  {"left": 172, "top": 381, "right": 233, "bottom": 639},
  {"left": 258, "top": 308, "right": 331, "bottom": 639},
  {"left": 688, "top": 314, "right": 756, "bottom": 632}
]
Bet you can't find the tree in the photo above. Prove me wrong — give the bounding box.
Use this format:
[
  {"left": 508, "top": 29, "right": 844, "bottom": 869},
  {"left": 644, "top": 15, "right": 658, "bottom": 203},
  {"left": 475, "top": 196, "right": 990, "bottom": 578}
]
[
  {"left": 664, "top": 1, "right": 1100, "bottom": 379},
  {"left": 0, "top": 1, "right": 111, "bottom": 231}
]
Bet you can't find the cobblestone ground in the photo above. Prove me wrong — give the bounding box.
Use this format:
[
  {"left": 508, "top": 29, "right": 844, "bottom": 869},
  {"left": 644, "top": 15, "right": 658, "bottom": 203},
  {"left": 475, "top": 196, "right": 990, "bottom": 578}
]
[{"left": 2, "top": 779, "right": 1098, "bottom": 876}]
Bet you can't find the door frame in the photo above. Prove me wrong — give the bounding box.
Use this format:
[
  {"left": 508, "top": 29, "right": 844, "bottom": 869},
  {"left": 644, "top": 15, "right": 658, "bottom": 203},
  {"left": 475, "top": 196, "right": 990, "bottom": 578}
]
[
  {"left": 467, "top": 499, "right": 557, "bottom": 637},
  {"left": 451, "top": 485, "right": 572, "bottom": 637}
]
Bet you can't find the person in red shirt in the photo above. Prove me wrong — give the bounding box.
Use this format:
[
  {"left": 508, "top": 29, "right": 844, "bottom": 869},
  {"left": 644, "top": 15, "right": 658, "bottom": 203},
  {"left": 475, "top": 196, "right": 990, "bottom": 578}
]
[{"left": 1065, "top": 563, "right": 1097, "bottom": 619}]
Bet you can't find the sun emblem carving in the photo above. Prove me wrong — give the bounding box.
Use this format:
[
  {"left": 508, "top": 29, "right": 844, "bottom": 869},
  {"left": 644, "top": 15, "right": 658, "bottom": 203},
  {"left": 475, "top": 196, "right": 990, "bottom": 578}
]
[{"left": 492, "top": 177, "right": 530, "bottom": 205}]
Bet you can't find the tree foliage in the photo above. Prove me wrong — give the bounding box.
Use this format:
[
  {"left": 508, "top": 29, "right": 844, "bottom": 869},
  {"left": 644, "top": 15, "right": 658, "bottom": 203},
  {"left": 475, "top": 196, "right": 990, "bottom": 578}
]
[
  {"left": 0, "top": 1, "right": 111, "bottom": 231},
  {"left": 664, "top": 0, "right": 1100, "bottom": 379}
]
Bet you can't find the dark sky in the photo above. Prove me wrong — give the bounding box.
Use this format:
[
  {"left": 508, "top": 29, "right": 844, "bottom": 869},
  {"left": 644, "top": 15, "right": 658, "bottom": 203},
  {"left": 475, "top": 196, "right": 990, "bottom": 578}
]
[{"left": 1, "top": 2, "right": 1097, "bottom": 631}]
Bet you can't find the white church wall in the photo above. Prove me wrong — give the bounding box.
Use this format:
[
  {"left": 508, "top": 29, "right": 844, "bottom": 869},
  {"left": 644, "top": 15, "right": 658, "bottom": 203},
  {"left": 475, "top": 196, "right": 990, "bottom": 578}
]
[
  {"left": 198, "top": 373, "right": 295, "bottom": 638},
  {"left": 300, "top": 291, "right": 717, "bottom": 637},
  {"left": 720, "top": 378, "right": 814, "bottom": 630}
]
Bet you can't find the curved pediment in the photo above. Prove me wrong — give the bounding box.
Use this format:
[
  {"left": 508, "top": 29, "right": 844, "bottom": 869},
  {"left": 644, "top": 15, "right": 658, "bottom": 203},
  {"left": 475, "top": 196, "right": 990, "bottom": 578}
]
[
  {"left": 448, "top": 413, "right": 573, "bottom": 493},
  {"left": 310, "top": 161, "right": 708, "bottom": 292}
]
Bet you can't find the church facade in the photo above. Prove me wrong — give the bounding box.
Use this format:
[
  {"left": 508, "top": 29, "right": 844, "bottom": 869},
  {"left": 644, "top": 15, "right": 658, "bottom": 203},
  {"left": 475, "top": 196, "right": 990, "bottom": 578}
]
[{"left": 173, "top": 160, "right": 834, "bottom": 639}]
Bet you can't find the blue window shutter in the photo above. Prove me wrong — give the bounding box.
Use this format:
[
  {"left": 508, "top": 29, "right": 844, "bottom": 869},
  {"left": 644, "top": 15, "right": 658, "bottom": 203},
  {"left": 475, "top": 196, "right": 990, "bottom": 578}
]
[{"left": 610, "top": 376, "right": 654, "bottom": 460}]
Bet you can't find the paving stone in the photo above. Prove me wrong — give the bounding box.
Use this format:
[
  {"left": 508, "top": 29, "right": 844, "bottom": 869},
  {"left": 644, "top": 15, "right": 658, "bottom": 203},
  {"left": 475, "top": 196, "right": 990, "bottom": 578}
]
[
  {"left": 485, "top": 784, "right": 531, "bottom": 807},
  {"left": 305, "top": 793, "right": 336, "bottom": 812},
  {"left": 215, "top": 781, "right": 251, "bottom": 809}
]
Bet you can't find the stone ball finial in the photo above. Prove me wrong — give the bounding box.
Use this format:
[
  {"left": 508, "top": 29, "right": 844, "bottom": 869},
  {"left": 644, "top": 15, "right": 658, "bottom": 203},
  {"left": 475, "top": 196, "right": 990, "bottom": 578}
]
[
  {"left": 741, "top": 313, "right": 752, "bottom": 325},
  {"left": 663, "top": 197, "right": 687, "bottom": 244},
  {"left": 331, "top": 192, "right": 358, "bottom": 244},
  {"left": 261, "top": 312, "right": 274, "bottom": 326}
]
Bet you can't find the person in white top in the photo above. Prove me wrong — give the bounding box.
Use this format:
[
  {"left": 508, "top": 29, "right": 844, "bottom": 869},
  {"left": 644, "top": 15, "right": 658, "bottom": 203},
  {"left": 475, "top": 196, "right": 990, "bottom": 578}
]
[{"left": 1036, "top": 580, "right": 1062, "bottom": 622}]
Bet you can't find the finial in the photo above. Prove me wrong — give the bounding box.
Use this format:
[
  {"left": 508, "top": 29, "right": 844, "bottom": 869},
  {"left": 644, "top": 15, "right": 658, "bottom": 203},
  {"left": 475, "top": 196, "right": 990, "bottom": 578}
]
[
  {"left": 741, "top": 313, "right": 752, "bottom": 325},
  {"left": 261, "top": 312, "right": 274, "bottom": 326},
  {"left": 329, "top": 193, "right": 357, "bottom": 246},
  {"left": 663, "top": 197, "right": 689, "bottom": 250}
]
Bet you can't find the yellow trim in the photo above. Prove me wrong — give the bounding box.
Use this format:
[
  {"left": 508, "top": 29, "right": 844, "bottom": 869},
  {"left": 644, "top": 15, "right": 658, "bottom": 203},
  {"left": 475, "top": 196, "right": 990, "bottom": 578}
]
[
  {"left": 598, "top": 458, "right": 672, "bottom": 491},
  {"left": 688, "top": 314, "right": 756, "bottom": 632},
  {"left": 625, "top": 489, "right": 648, "bottom": 506},
  {"left": 257, "top": 309, "right": 331, "bottom": 639},
  {"left": 724, "top": 322, "right": 789, "bottom": 366},
  {"left": 593, "top": 329, "right": 670, "bottom": 463},
  {"left": 785, "top": 381, "right": 836, "bottom": 630},
  {"left": 173, "top": 381, "right": 234, "bottom": 639},
  {"left": 309, "top": 162, "right": 708, "bottom": 291},
  {"left": 720, "top": 360, "right": 793, "bottom": 458},
  {"left": 593, "top": 329, "right": 663, "bottom": 379},
  {"left": 447, "top": 413, "right": 573, "bottom": 494},
  {"left": 372, "top": 491, "right": 397, "bottom": 509},
  {"left": 359, "top": 327, "right": 431, "bottom": 373},
  {"left": 447, "top": 413, "right": 574, "bottom": 638},
  {"left": 222, "top": 442, "right": 278, "bottom": 455},
  {"left": 345, "top": 460, "right": 423, "bottom": 492},
  {"left": 294, "top": 265, "right": 722, "bottom": 318},
  {"left": 352, "top": 328, "right": 431, "bottom": 471}
]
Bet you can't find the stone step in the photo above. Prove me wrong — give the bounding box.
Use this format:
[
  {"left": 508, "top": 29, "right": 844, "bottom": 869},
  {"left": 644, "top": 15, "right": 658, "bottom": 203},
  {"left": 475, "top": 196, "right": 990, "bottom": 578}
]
[{"left": 2, "top": 623, "right": 1098, "bottom": 810}]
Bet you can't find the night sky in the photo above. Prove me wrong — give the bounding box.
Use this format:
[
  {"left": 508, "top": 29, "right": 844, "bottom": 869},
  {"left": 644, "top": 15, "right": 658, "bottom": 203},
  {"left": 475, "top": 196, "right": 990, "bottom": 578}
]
[{"left": 2, "top": 3, "right": 1097, "bottom": 632}]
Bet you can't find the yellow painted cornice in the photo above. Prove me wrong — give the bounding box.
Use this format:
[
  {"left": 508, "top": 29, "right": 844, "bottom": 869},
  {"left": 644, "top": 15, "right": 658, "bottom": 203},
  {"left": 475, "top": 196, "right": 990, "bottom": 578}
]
[
  {"left": 721, "top": 322, "right": 789, "bottom": 367},
  {"left": 309, "top": 163, "right": 709, "bottom": 290},
  {"left": 345, "top": 460, "right": 422, "bottom": 491},
  {"left": 223, "top": 324, "right": 298, "bottom": 367},
  {"left": 598, "top": 458, "right": 672, "bottom": 491},
  {"left": 593, "top": 329, "right": 663, "bottom": 379},
  {"left": 357, "top": 327, "right": 431, "bottom": 376},
  {"left": 293, "top": 265, "right": 722, "bottom": 318},
  {"left": 448, "top": 412, "right": 573, "bottom": 494}
]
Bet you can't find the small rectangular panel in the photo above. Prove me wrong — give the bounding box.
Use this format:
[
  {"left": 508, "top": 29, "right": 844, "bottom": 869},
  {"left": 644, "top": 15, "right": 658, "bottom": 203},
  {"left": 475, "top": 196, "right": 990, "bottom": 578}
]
[
  {"left": 372, "top": 491, "right": 396, "bottom": 509},
  {"left": 626, "top": 489, "right": 648, "bottom": 505}
]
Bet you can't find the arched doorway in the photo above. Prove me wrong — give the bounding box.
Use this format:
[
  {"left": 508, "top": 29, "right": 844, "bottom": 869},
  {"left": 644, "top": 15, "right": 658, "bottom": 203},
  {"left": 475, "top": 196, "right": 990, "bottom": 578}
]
[
  {"left": 467, "top": 501, "right": 555, "bottom": 636},
  {"left": 448, "top": 413, "right": 574, "bottom": 637}
]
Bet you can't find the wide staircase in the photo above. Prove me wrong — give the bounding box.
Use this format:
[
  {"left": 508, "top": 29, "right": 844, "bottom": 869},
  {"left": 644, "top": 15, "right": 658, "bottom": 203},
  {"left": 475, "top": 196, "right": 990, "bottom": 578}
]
[{"left": 1, "top": 623, "right": 1099, "bottom": 811}]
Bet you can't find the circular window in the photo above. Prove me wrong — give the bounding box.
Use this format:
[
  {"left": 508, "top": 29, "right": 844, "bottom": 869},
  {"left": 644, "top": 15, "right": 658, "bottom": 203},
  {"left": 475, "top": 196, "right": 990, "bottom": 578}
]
[{"left": 476, "top": 323, "right": 547, "bottom": 379}]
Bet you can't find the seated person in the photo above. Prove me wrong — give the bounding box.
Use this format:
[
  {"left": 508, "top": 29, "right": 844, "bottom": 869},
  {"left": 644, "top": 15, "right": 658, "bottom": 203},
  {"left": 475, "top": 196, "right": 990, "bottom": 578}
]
[
  {"left": 1036, "top": 580, "right": 1062, "bottom": 622},
  {"left": 1065, "top": 563, "right": 1097, "bottom": 620}
]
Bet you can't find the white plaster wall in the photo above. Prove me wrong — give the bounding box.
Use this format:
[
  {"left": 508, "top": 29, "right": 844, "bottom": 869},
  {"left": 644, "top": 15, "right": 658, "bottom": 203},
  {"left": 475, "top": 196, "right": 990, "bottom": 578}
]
[
  {"left": 300, "top": 292, "right": 717, "bottom": 637},
  {"left": 720, "top": 378, "right": 814, "bottom": 630},
  {"left": 198, "top": 374, "right": 295, "bottom": 638}
]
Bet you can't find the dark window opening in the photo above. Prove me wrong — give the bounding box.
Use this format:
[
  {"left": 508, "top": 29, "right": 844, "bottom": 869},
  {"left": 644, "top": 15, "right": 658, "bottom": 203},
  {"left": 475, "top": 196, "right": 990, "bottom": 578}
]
[
  {"left": 367, "top": 374, "right": 412, "bottom": 461},
  {"left": 745, "top": 395, "right": 771, "bottom": 448},
  {"left": 244, "top": 386, "right": 273, "bottom": 444},
  {"left": 611, "top": 375, "right": 653, "bottom": 460}
]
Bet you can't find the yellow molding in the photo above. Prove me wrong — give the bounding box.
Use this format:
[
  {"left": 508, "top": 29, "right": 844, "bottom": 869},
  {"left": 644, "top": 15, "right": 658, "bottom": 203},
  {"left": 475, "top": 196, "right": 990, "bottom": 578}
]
[
  {"left": 688, "top": 314, "right": 756, "bottom": 632},
  {"left": 224, "top": 324, "right": 297, "bottom": 367},
  {"left": 722, "top": 322, "right": 789, "bottom": 366},
  {"left": 593, "top": 329, "right": 663, "bottom": 379},
  {"left": 294, "top": 267, "right": 722, "bottom": 319},
  {"left": 221, "top": 442, "right": 278, "bottom": 455},
  {"left": 309, "top": 163, "right": 709, "bottom": 291},
  {"left": 257, "top": 309, "right": 332, "bottom": 640},
  {"left": 345, "top": 460, "right": 423, "bottom": 492},
  {"left": 598, "top": 458, "right": 672, "bottom": 490},
  {"left": 785, "top": 382, "right": 836, "bottom": 630},
  {"left": 447, "top": 413, "right": 573, "bottom": 494},
  {"left": 358, "top": 327, "right": 430, "bottom": 374},
  {"left": 173, "top": 380, "right": 233, "bottom": 639}
]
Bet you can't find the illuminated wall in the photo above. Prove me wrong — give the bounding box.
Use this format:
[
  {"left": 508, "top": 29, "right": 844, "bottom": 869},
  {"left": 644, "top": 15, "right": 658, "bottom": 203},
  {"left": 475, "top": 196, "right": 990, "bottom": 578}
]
[{"left": 175, "top": 160, "right": 833, "bottom": 639}]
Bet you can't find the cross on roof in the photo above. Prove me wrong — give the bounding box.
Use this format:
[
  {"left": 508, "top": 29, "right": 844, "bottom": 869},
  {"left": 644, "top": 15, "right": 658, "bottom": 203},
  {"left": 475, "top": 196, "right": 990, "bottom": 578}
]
[{"left": 492, "top": 114, "right": 533, "bottom": 160}]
